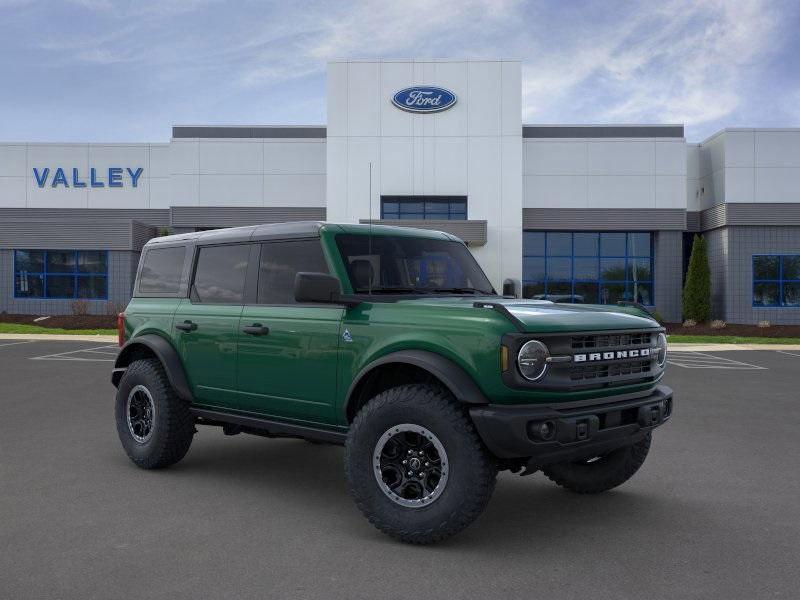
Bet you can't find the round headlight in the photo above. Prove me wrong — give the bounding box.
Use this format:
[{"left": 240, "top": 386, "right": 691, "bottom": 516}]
[
  {"left": 656, "top": 332, "right": 668, "bottom": 367},
  {"left": 517, "top": 340, "right": 550, "bottom": 381}
]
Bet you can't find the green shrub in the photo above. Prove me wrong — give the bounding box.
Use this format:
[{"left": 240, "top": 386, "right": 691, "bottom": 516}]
[{"left": 683, "top": 234, "right": 711, "bottom": 322}]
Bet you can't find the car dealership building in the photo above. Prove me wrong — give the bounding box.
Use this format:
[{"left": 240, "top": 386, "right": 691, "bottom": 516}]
[{"left": 1, "top": 59, "right": 799, "bottom": 324}]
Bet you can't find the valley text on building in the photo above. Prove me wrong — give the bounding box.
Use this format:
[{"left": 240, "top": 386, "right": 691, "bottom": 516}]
[{"left": 2, "top": 59, "right": 799, "bottom": 324}]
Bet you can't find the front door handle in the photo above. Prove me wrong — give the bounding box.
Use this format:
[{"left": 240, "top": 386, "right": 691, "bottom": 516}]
[
  {"left": 175, "top": 320, "right": 198, "bottom": 332},
  {"left": 242, "top": 324, "right": 269, "bottom": 336}
]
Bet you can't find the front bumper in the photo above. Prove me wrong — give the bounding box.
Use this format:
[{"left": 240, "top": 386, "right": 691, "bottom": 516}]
[{"left": 470, "top": 385, "right": 673, "bottom": 466}]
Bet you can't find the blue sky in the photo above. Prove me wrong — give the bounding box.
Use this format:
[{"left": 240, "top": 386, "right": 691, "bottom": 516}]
[{"left": 1, "top": 0, "right": 798, "bottom": 143}]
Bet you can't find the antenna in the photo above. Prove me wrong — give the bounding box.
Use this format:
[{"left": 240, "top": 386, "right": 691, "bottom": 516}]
[{"left": 368, "top": 161, "right": 373, "bottom": 295}]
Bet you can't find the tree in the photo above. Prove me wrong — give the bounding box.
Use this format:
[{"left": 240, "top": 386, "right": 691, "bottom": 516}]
[{"left": 683, "top": 234, "right": 711, "bottom": 322}]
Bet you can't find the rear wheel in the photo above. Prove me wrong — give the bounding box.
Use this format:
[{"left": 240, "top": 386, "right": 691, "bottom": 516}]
[
  {"left": 345, "top": 384, "right": 497, "bottom": 544},
  {"left": 542, "top": 434, "right": 652, "bottom": 494},
  {"left": 115, "top": 358, "right": 194, "bottom": 469}
]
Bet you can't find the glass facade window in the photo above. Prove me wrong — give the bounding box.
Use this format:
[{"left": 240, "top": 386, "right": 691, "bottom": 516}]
[
  {"left": 753, "top": 255, "right": 800, "bottom": 307},
  {"left": 381, "top": 196, "right": 467, "bottom": 220},
  {"left": 14, "top": 250, "right": 108, "bottom": 299},
  {"left": 523, "top": 231, "right": 654, "bottom": 305}
]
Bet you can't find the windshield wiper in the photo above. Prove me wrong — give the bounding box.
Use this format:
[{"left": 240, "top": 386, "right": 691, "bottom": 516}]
[
  {"left": 353, "top": 286, "right": 424, "bottom": 294},
  {"left": 429, "top": 287, "right": 492, "bottom": 295}
]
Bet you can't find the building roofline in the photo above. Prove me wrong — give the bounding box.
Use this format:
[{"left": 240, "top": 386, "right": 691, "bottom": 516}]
[
  {"left": 172, "top": 125, "right": 326, "bottom": 139},
  {"left": 522, "top": 124, "right": 684, "bottom": 139}
]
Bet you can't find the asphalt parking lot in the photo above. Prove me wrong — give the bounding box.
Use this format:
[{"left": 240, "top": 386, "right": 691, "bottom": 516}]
[{"left": 2, "top": 340, "right": 799, "bottom": 599}]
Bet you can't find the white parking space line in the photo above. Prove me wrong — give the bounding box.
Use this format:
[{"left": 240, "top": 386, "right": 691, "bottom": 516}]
[
  {"left": 30, "top": 344, "right": 118, "bottom": 362},
  {"left": 776, "top": 350, "right": 800, "bottom": 358},
  {"left": 0, "top": 340, "right": 36, "bottom": 349},
  {"left": 667, "top": 351, "right": 767, "bottom": 370}
]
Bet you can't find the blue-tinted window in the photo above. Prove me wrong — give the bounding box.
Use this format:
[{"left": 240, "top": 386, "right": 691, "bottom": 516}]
[
  {"left": 753, "top": 255, "right": 800, "bottom": 307},
  {"left": 14, "top": 250, "right": 108, "bottom": 299},
  {"left": 522, "top": 231, "right": 654, "bottom": 305},
  {"left": 381, "top": 196, "right": 467, "bottom": 220}
]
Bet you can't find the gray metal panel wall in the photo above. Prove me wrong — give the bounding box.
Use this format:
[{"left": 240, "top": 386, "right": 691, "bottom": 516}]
[
  {"left": 523, "top": 208, "right": 686, "bottom": 231},
  {"left": 722, "top": 226, "right": 800, "bottom": 325},
  {"left": 653, "top": 231, "right": 683, "bottom": 323},
  {"left": 170, "top": 206, "right": 326, "bottom": 228},
  {"left": 0, "top": 249, "right": 139, "bottom": 315},
  {"left": 0, "top": 220, "right": 139, "bottom": 250},
  {"left": 0, "top": 208, "right": 170, "bottom": 226},
  {"left": 700, "top": 204, "right": 727, "bottom": 231},
  {"left": 522, "top": 125, "right": 684, "bottom": 138},
  {"left": 359, "top": 220, "right": 488, "bottom": 246},
  {"left": 131, "top": 221, "right": 157, "bottom": 251},
  {"left": 172, "top": 126, "right": 326, "bottom": 139},
  {"left": 704, "top": 228, "right": 729, "bottom": 320},
  {"left": 726, "top": 204, "right": 800, "bottom": 226},
  {"left": 686, "top": 212, "right": 701, "bottom": 232}
]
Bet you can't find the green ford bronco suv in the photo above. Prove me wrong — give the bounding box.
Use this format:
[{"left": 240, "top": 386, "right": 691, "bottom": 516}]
[{"left": 113, "top": 222, "right": 671, "bottom": 544}]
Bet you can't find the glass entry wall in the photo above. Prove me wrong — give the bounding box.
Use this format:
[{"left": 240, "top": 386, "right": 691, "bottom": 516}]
[{"left": 523, "top": 231, "right": 654, "bottom": 305}]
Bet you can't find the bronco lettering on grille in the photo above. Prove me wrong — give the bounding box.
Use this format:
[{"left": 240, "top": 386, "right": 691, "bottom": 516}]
[{"left": 573, "top": 348, "right": 651, "bottom": 363}]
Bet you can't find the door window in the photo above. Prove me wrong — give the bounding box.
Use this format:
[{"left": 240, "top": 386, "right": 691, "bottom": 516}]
[
  {"left": 192, "top": 244, "right": 250, "bottom": 304},
  {"left": 258, "top": 240, "right": 329, "bottom": 304}
]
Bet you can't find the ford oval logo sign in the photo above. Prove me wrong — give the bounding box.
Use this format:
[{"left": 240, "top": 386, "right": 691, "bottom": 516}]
[{"left": 392, "top": 86, "right": 457, "bottom": 113}]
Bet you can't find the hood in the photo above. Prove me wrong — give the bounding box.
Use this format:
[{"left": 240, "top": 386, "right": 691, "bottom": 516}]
[
  {"left": 394, "top": 296, "right": 659, "bottom": 333},
  {"left": 500, "top": 300, "right": 658, "bottom": 333}
]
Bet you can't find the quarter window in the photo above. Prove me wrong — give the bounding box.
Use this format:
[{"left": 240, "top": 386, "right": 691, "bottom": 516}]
[
  {"left": 381, "top": 196, "right": 467, "bottom": 221},
  {"left": 523, "top": 232, "right": 654, "bottom": 305},
  {"left": 138, "top": 246, "right": 186, "bottom": 295},
  {"left": 753, "top": 255, "right": 800, "bottom": 307},
  {"left": 14, "top": 250, "right": 108, "bottom": 299},
  {"left": 192, "top": 244, "right": 250, "bottom": 304},
  {"left": 258, "top": 240, "right": 329, "bottom": 304}
]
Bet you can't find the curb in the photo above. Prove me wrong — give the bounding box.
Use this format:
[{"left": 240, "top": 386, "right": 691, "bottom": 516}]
[
  {"left": 0, "top": 333, "right": 117, "bottom": 343},
  {"left": 668, "top": 343, "right": 800, "bottom": 351}
]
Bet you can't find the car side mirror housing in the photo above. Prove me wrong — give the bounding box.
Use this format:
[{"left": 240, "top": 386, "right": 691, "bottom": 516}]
[{"left": 294, "top": 272, "right": 361, "bottom": 307}]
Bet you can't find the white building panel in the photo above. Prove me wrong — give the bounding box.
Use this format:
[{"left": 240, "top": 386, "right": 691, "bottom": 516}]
[
  {"left": 524, "top": 140, "right": 586, "bottom": 176},
  {"left": 587, "top": 140, "right": 655, "bottom": 175},
  {"left": 149, "top": 144, "right": 171, "bottom": 179},
  {"left": 723, "top": 167, "right": 755, "bottom": 203},
  {"left": 587, "top": 175, "right": 655, "bottom": 208},
  {"left": 346, "top": 62, "right": 380, "bottom": 137},
  {"left": 655, "top": 141, "right": 686, "bottom": 176},
  {"left": 88, "top": 183, "right": 149, "bottom": 209},
  {"left": 655, "top": 175, "right": 686, "bottom": 208},
  {"left": 264, "top": 174, "right": 326, "bottom": 208},
  {"left": 169, "top": 140, "right": 199, "bottom": 175},
  {"left": 327, "top": 62, "right": 349, "bottom": 138},
  {"left": 723, "top": 130, "right": 755, "bottom": 167},
  {"left": 379, "top": 62, "right": 414, "bottom": 137},
  {"left": 755, "top": 167, "right": 800, "bottom": 203},
  {"left": 501, "top": 61, "right": 522, "bottom": 137},
  {"left": 467, "top": 62, "right": 501, "bottom": 136},
  {"left": 27, "top": 181, "right": 88, "bottom": 208},
  {"left": 199, "top": 140, "right": 263, "bottom": 175},
  {"left": 168, "top": 174, "right": 199, "bottom": 206},
  {"left": 431, "top": 61, "right": 468, "bottom": 137},
  {"left": 263, "top": 141, "right": 325, "bottom": 175},
  {"left": 198, "top": 174, "right": 262, "bottom": 206},
  {"left": 433, "top": 137, "right": 468, "bottom": 196},
  {"left": 466, "top": 136, "right": 501, "bottom": 220},
  {"left": 755, "top": 130, "right": 800, "bottom": 167},
  {"left": 379, "top": 137, "right": 413, "bottom": 194},
  {"left": 0, "top": 145, "right": 26, "bottom": 176},
  {"left": 148, "top": 177, "right": 172, "bottom": 209},
  {"left": 524, "top": 175, "right": 587, "bottom": 208},
  {"left": 0, "top": 176, "right": 26, "bottom": 207}
]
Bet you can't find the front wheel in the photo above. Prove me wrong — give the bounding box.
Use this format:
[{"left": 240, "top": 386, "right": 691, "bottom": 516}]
[
  {"left": 542, "top": 434, "right": 652, "bottom": 494},
  {"left": 345, "top": 384, "right": 497, "bottom": 545}
]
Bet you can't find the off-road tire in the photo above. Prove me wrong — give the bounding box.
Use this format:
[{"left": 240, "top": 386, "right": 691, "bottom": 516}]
[
  {"left": 345, "top": 383, "right": 497, "bottom": 544},
  {"left": 115, "top": 358, "right": 194, "bottom": 469},
  {"left": 542, "top": 434, "right": 652, "bottom": 494}
]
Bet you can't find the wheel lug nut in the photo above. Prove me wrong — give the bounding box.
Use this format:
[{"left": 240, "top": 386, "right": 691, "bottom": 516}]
[
  {"left": 407, "top": 471, "right": 413, "bottom": 476},
  {"left": 425, "top": 462, "right": 430, "bottom": 467},
  {"left": 402, "top": 460, "right": 407, "bottom": 465}
]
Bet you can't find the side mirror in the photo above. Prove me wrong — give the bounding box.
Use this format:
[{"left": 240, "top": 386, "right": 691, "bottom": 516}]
[
  {"left": 502, "top": 278, "right": 518, "bottom": 298},
  {"left": 294, "top": 272, "right": 342, "bottom": 303}
]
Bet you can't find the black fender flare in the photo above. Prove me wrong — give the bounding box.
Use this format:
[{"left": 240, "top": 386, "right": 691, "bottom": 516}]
[
  {"left": 344, "top": 349, "right": 489, "bottom": 419},
  {"left": 112, "top": 334, "right": 193, "bottom": 402}
]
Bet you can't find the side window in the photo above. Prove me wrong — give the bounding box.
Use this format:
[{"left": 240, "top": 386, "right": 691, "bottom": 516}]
[
  {"left": 258, "top": 239, "right": 329, "bottom": 304},
  {"left": 138, "top": 247, "right": 186, "bottom": 295},
  {"left": 192, "top": 244, "right": 250, "bottom": 304}
]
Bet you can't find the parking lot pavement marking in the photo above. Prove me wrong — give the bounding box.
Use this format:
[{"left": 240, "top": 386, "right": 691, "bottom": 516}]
[
  {"left": 30, "top": 344, "right": 118, "bottom": 362},
  {"left": 667, "top": 350, "right": 767, "bottom": 370},
  {"left": 776, "top": 350, "right": 800, "bottom": 358},
  {"left": 0, "top": 340, "right": 36, "bottom": 349}
]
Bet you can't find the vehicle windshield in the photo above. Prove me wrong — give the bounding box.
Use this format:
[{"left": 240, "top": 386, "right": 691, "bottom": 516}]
[{"left": 335, "top": 233, "right": 496, "bottom": 295}]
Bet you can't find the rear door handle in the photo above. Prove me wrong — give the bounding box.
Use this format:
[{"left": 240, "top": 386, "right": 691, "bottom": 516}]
[
  {"left": 242, "top": 324, "right": 269, "bottom": 336},
  {"left": 175, "top": 320, "right": 198, "bottom": 332}
]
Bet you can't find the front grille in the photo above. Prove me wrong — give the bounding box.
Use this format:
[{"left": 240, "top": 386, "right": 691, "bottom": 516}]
[
  {"left": 571, "top": 332, "right": 652, "bottom": 350},
  {"left": 570, "top": 359, "right": 652, "bottom": 382}
]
